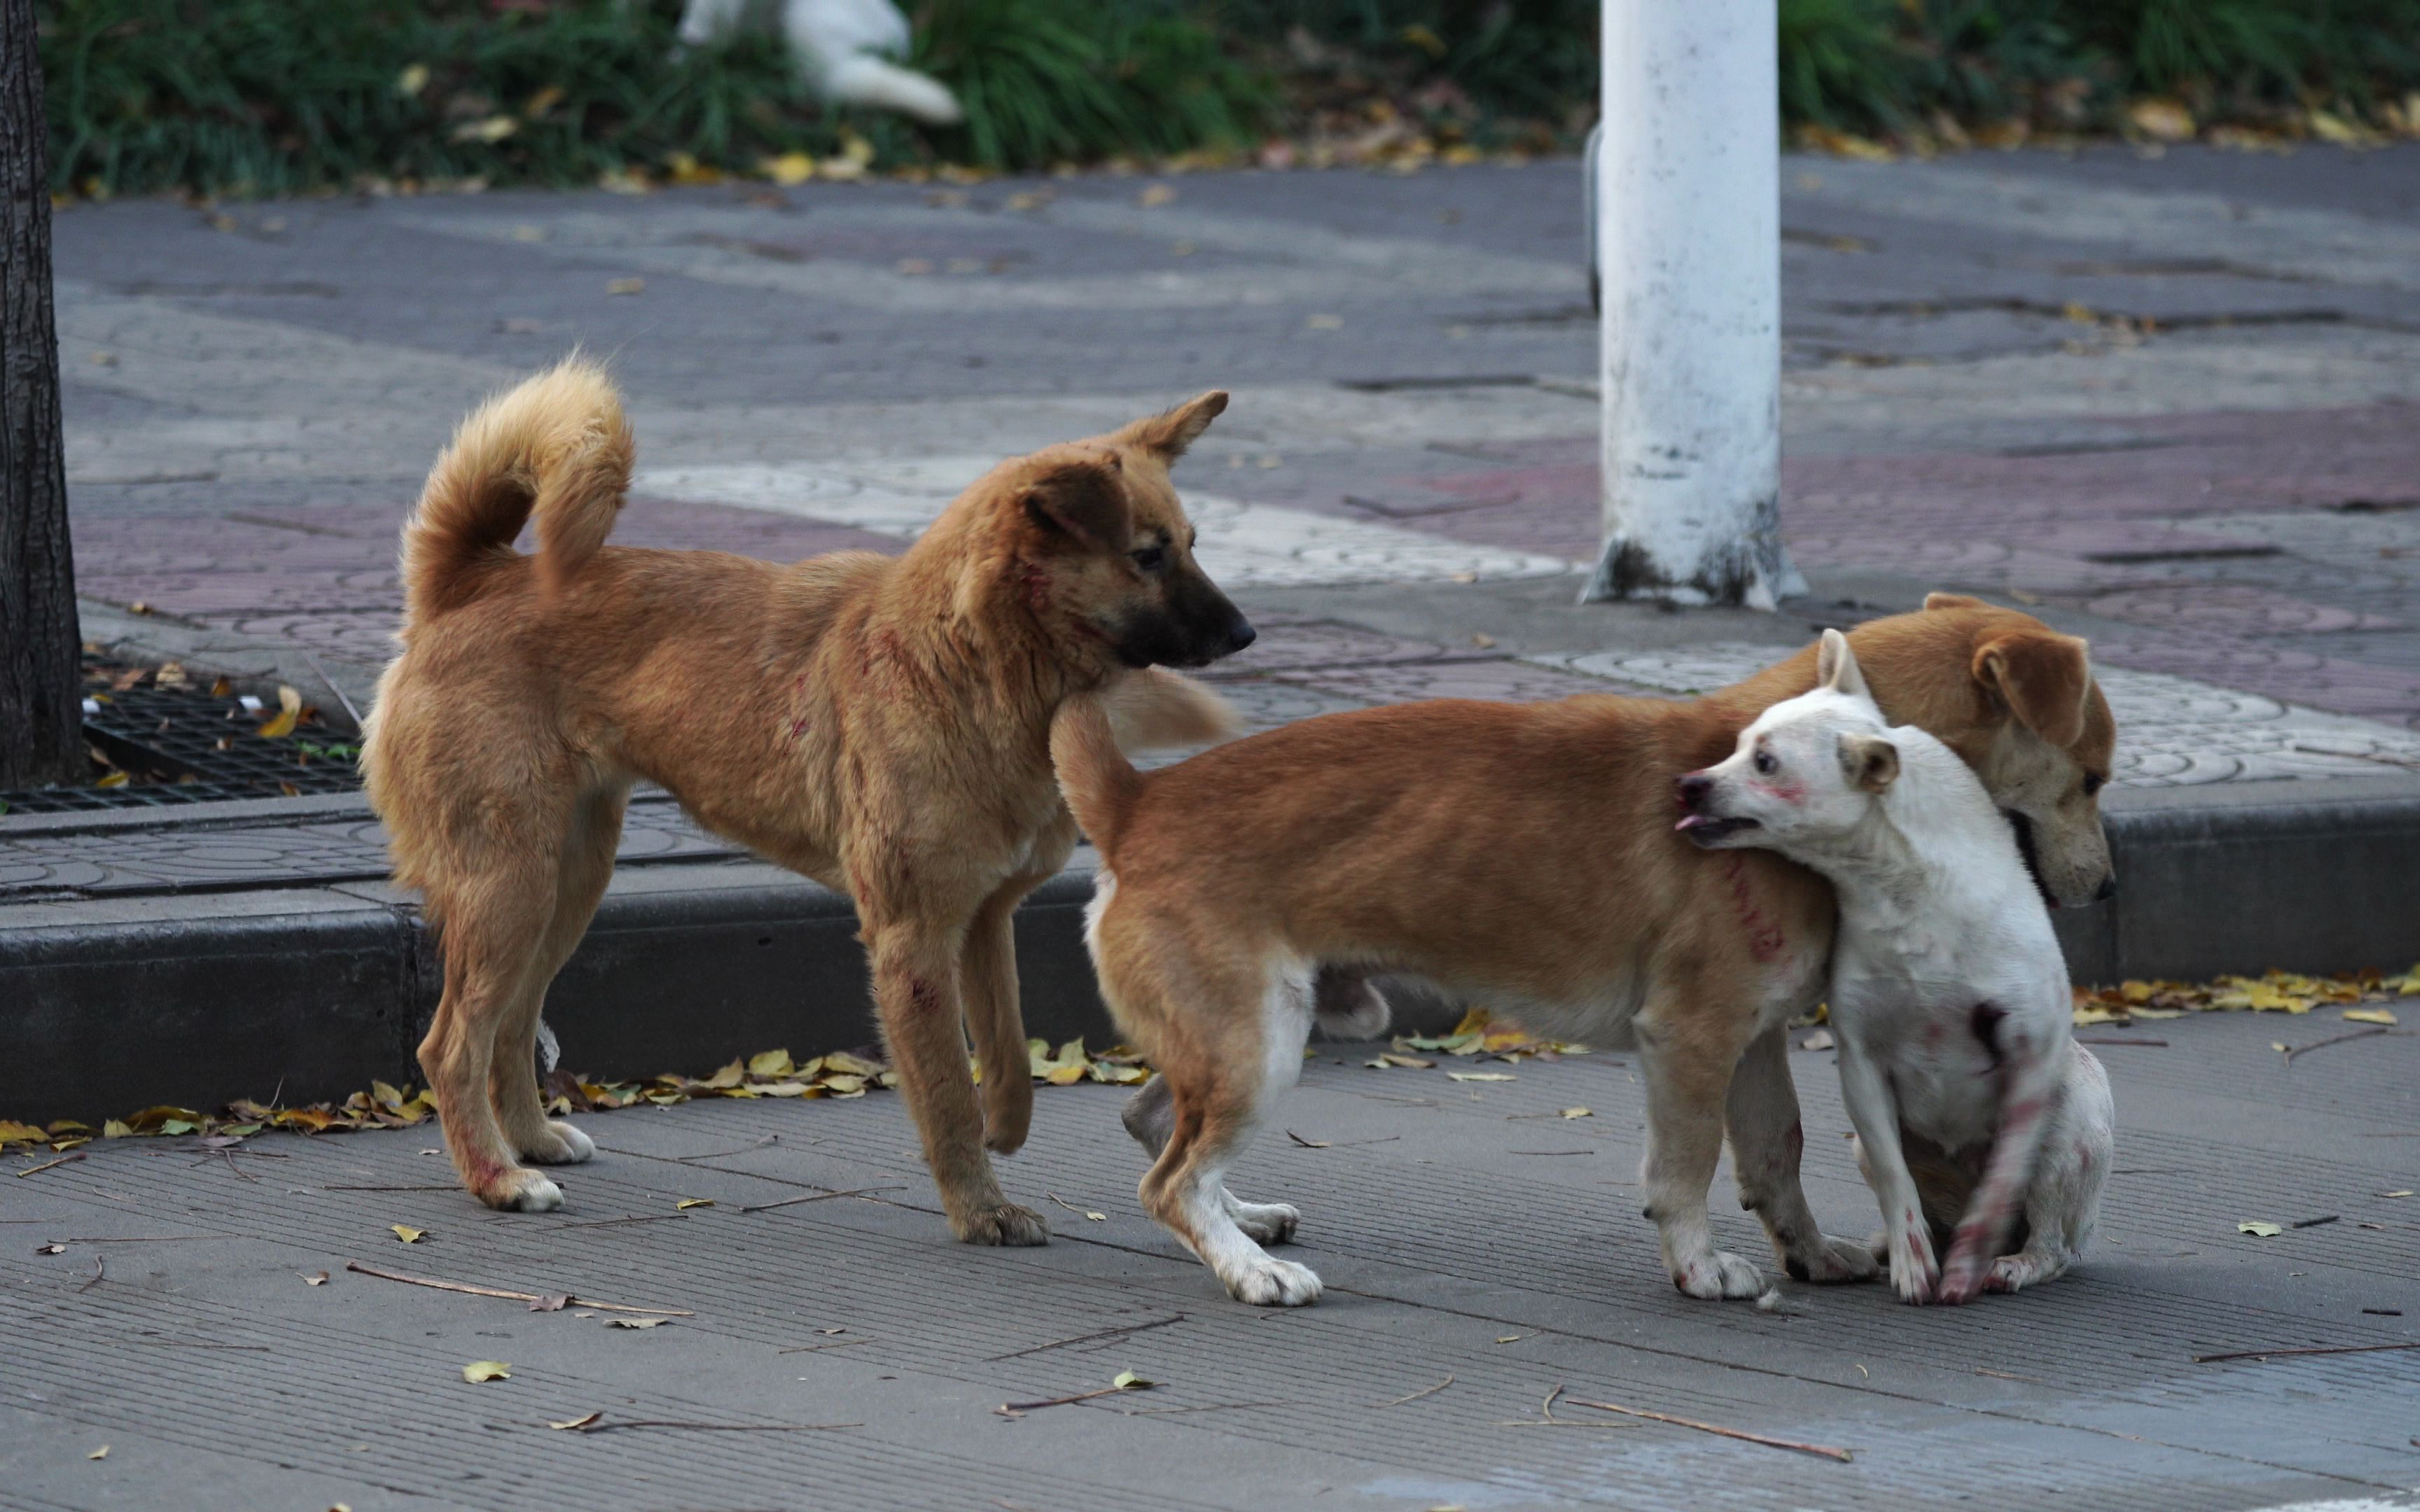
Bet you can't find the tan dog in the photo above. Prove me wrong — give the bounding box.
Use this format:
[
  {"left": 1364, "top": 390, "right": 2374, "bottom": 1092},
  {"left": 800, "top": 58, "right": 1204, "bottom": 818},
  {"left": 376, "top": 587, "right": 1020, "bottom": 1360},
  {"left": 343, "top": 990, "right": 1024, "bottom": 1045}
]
[
  {"left": 1052, "top": 597, "right": 2115, "bottom": 1305},
  {"left": 362, "top": 359, "right": 1250, "bottom": 1242}
]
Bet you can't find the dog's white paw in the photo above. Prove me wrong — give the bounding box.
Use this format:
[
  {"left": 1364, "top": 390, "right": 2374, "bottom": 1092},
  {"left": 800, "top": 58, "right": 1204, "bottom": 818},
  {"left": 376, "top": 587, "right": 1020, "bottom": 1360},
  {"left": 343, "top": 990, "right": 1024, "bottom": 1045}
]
[
  {"left": 1228, "top": 1199, "right": 1300, "bottom": 1246},
  {"left": 1984, "top": 1250, "right": 2066, "bottom": 1294},
  {"left": 1886, "top": 1212, "right": 1938, "bottom": 1305},
  {"left": 526, "top": 1121, "right": 594, "bottom": 1165},
  {"left": 485, "top": 1170, "right": 564, "bottom": 1212},
  {"left": 1674, "top": 1250, "right": 1767, "bottom": 1300},
  {"left": 1222, "top": 1254, "right": 1322, "bottom": 1307},
  {"left": 1785, "top": 1231, "right": 1882, "bottom": 1284}
]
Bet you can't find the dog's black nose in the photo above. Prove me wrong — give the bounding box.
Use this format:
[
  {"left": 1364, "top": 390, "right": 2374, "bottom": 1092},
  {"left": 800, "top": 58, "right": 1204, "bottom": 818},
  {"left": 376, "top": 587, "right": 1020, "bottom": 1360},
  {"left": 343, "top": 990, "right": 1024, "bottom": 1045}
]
[
  {"left": 2092, "top": 874, "right": 2118, "bottom": 902},
  {"left": 1223, "top": 616, "right": 1256, "bottom": 654},
  {"left": 1675, "top": 772, "right": 1713, "bottom": 811}
]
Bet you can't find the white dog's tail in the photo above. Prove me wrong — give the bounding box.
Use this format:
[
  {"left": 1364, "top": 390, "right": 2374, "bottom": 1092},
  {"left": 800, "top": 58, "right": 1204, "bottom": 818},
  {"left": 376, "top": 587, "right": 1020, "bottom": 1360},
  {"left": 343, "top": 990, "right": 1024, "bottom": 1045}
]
[{"left": 820, "top": 54, "right": 962, "bottom": 125}]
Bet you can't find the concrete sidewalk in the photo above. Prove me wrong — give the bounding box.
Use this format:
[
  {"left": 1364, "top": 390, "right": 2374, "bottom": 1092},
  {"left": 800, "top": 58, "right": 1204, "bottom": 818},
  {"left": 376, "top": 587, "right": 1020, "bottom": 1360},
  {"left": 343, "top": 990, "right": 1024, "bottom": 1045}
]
[
  {"left": 7, "top": 1009, "right": 2416, "bottom": 1511},
  {"left": 11, "top": 146, "right": 2420, "bottom": 1117}
]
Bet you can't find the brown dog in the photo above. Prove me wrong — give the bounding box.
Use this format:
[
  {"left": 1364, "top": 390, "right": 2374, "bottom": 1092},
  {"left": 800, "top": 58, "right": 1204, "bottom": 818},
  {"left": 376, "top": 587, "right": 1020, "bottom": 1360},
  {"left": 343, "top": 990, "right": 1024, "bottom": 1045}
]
[
  {"left": 362, "top": 359, "right": 1249, "bottom": 1242},
  {"left": 1052, "top": 597, "right": 2115, "bottom": 1304}
]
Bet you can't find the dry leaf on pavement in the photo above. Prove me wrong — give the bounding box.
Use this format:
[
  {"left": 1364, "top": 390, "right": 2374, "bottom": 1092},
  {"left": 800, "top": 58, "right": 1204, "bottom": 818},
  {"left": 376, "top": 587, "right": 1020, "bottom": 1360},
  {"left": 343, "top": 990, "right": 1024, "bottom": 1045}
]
[
  {"left": 2238, "top": 1221, "right": 2283, "bottom": 1238},
  {"left": 391, "top": 1225, "right": 426, "bottom": 1244},
  {"left": 461, "top": 1360, "right": 511, "bottom": 1382}
]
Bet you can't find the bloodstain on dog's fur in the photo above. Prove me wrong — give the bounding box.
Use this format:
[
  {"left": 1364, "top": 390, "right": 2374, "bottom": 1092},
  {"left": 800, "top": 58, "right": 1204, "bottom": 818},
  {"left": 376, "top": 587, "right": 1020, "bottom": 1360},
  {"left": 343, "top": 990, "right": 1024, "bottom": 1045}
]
[{"left": 1721, "top": 854, "right": 1790, "bottom": 962}]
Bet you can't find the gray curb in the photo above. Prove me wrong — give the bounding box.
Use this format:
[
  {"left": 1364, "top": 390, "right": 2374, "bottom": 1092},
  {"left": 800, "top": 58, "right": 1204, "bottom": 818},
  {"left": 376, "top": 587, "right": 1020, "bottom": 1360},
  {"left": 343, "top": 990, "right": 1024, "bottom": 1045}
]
[{"left": 5, "top": 780, "right": 2416, "bottom": 1124}]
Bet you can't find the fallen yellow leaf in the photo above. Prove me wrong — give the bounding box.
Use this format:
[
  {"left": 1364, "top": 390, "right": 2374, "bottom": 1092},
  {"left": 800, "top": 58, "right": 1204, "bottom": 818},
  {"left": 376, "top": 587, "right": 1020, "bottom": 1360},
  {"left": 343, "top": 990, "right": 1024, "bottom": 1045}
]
[
  {"left": 2238, "top": 1221, "right": 2283, "bottom": 1238},
  {"left": 461, "top": 1360, "right": 511, "bottom": 1382},
  {"left": 2344, "top": 1007, "right": 2398, "bottom": 1026},
  {"left": 1559, "top": 1107, "right": 1592, "bottom": 1119},
  {"left": 391, "top": 1224, "right": 425, "bottom": 1244},
  {"left": 2381, "top": 1190, "right": 2414, "bottom": 1199},
  {"left": 762, "top": 151, "right": 816, "bottom": 186},
  {"left": 675, "top": 1198, "right": 713, "bottom": 1210},
  {"left": 548, "top": 1411, "right": 603, "bottom": 1431},
  {"left": 258, "top": 685, "right": 302, "bottom": 738},
  {"left": 1447, "top": 1072, "right": 1515, "bottom": 1083},
  {"left": 87, "top": 1446, "right": 108, "bottom": 1460},
  {"left": 606, "top": 277, "right": 645, "bottom": 296},
  {"left": 748, "top": 1049, "right": 793, "bottom": 1078},
  {"left": 1112, "top": 1370, "right": 1153, "bottom": 1390}
]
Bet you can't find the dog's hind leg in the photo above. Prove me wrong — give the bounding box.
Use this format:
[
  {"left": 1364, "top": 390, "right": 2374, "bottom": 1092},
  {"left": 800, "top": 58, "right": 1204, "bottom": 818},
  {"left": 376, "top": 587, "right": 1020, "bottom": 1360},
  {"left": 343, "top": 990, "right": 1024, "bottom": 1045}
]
[
  {"left": 1122, "top": 1068, "right": 1300, "bottom": 1246},
  {"left": 1988, "top": 1045, "right": 2111, "bottom": 1294},
  {"left": 1139, "top": 961, "right": 1319, "bottom": 1304},
  {"left": 962, "top": 874, "right": 1046, "bottom": 1157},
  {"left": 1725, "top": 1024, "right": 1879, "bottom": 1284},
  {"left": 422, "top": 840, "right": 569, "bottom": 1212},
  {"left": 489, "top": 785, "right": 625, "bottom": 1167}
]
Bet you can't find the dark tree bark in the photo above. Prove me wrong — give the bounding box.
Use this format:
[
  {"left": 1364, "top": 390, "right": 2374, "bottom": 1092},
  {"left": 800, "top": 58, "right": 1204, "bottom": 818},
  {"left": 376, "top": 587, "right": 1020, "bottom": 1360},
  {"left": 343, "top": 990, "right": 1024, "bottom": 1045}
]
[{"left": 0, "top": 0, "right": 81, "bottom": 790}]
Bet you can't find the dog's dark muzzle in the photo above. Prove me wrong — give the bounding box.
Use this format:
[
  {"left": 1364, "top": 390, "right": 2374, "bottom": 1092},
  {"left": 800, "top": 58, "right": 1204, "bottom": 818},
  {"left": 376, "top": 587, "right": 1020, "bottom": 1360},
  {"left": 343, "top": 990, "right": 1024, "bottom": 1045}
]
[{"left": 1673, "top": 771, "right": 1758, "bottom": 846}]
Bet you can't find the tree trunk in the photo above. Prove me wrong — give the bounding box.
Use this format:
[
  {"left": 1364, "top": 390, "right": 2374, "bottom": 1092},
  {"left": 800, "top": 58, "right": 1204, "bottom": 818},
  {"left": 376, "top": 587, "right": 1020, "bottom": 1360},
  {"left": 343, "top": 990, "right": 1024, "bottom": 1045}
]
[{"left": 0, "top": 0, "right": 82, "bottom": 790}]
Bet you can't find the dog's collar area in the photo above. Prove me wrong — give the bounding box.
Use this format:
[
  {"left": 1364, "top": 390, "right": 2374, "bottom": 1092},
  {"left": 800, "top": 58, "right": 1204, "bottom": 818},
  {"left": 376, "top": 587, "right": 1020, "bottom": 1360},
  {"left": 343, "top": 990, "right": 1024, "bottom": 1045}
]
[{"left": 2001, "top": 809, "right": 2058, "bottom": 909}]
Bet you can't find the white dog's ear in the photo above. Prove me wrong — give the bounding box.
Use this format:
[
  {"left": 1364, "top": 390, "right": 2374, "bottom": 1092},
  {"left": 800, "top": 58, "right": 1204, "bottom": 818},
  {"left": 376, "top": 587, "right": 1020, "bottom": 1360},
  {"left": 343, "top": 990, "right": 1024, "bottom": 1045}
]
[
  {"left": 1839, "top": 732, "right": 1900, "bottom": 793},
  {"left": 1816, "top": 628, "right": 1872, "bottom": 701}
]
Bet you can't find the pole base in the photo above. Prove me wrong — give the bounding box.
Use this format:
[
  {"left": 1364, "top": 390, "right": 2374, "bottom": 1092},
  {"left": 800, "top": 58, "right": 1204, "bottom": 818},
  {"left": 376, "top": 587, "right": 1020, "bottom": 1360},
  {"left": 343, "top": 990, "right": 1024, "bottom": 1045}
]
[{"left": 1579, "top": 531, "right": 1807, "bottom": 612}]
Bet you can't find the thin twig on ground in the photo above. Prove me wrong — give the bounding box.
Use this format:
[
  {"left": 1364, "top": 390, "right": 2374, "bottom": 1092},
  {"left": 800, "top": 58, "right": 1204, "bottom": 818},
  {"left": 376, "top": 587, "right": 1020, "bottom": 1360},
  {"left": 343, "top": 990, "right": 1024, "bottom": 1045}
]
[
  {"left": 559, "top": 1415, "right": 858, "bottom": 1434},
  {"left": 1563, "top": 1397, "right": 1854, "bottom": 1462},
  {"left": 15, "top": 1152, "right": 87, "bottom": 1178},
  {"left": 984, "top": 1314, "right": 1185, "bottom": 1362},
  {"left": 738, "top": 1185, "right": 902, "bottom": 1214},
  {"left": 77, "top": 1255, "right": 104, "bottom": 1293},
  {"left": 996, "top": 1385, "right": 1129, "bottom": 1417},
  {"left": 1112, "top": 1400, "right": 1299, "bottom": 1416},
  {"left": 301, "top": 650, "right": 365, "bottom": 728},
  {"left": 1375, "top": 1375, "right": 1454, "bottom": 1408},
  {"left": 2283, "top": 1026, "right": 2398, "bottom": 1064},
  {"left": 2195, "top": 1341, "right": 2420, "bottom": 1364},
  {"left": 343, "top": 1259, "right": 691, "bottom": 1316},
  {"left": 774, "top": 1337, "right": 872, "bottom": 1355},
  {"left": 553, "top": 1213, "right": 690, "bottom": 1231}
]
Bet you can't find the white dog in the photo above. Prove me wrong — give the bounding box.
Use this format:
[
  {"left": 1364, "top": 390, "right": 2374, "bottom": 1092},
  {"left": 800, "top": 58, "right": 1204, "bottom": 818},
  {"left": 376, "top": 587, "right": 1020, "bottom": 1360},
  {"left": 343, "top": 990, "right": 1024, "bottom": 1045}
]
[
  {"left": 1676, "top": 629, "right": 2112, "bottom": 1304},
  {"left": 676, "top": 0, "right": 963, "bottom": 125}
]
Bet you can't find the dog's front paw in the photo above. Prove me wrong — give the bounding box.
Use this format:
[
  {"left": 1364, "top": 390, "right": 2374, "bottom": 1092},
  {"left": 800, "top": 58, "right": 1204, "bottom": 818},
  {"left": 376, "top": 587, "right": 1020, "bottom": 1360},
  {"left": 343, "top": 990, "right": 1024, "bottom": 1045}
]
[
  {"left": 1886, "top": 1210, "right": 1938, "bottom": 1305},
  {"left": 1673, "top": 1250, "right": 1767, "bottom": 1300},
  {"left": 1228, "top": 1198, "right": 1300, "bottom": 1246},
  {"left": 954, "top": 1202, "right": 1050, "bottom": 1247},
  {"left": 1935, "top": 1228, "right": 1997, "bottom": 1305},
  {"left": 524, "top": 1120, "right": 594, "bottom": 1165},
  {"left": 477, "top": 1168, "right": 565, "bottom": 1213},
  {"left": 1222, "top": 1254, "right": 1321, "bottom": 1307},
  {"left": 1783, "top": 1231, "right": 1882, "bottom": 1284}
]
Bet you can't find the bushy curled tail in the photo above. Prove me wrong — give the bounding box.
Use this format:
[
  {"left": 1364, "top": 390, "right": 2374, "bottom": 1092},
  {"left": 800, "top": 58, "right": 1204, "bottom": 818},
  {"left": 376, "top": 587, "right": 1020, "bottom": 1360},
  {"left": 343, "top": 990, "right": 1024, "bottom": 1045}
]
[
  {"left": 401, "top": 356, "right": 634, "bottom": 620},
  {"left": 1050, "top": 669, "right": 1235, "bottom": 860}
]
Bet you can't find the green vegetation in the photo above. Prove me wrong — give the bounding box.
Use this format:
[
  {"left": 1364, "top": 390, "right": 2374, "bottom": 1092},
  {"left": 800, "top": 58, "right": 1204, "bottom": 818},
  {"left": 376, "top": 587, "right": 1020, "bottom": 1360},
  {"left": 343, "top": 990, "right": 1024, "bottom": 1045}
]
[{"left": 36, "top": 0, "right": 2420, "bottom": 200}]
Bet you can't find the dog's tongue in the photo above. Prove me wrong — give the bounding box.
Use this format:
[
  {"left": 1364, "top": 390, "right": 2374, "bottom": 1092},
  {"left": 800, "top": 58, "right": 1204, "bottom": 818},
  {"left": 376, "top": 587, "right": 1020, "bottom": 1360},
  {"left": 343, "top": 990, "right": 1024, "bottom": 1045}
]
[{"left": 1674, "top": 814, "right": 1707, "bottom": 833}]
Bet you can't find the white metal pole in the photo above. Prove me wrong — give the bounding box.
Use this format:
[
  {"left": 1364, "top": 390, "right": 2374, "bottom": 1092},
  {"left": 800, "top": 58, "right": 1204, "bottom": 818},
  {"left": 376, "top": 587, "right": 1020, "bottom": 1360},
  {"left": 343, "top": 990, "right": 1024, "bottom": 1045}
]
[{"left": 1584, "top": 0, "right": 1802, "bottom": 610}]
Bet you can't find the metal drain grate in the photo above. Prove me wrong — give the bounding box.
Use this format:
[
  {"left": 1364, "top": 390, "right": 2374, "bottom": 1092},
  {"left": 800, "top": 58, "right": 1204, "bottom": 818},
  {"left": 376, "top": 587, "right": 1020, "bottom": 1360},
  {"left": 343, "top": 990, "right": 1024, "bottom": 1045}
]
[{"left": 0, "top": 660, "right": 361, "bottom": 815}]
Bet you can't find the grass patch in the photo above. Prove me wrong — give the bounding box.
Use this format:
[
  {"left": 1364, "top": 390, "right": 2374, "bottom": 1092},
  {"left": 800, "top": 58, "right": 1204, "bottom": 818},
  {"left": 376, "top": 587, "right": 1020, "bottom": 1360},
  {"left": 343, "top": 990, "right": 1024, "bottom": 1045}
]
[{"left": 36, "top": 0, "right": 2420, "bottom": 200}]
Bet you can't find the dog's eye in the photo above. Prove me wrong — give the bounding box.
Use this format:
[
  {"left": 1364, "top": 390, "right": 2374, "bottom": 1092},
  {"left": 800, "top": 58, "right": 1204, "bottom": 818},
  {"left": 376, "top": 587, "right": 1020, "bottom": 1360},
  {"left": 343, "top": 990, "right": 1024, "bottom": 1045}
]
[
  {"left": 2081, "top": 773, "right": 2105, "bottom": 798},
  {"left": 1753, "top": 749, "right": 1777, "bottom": 776},
  {"left": 1129, "top": 545, "right": 1166, "bottom": 573}
]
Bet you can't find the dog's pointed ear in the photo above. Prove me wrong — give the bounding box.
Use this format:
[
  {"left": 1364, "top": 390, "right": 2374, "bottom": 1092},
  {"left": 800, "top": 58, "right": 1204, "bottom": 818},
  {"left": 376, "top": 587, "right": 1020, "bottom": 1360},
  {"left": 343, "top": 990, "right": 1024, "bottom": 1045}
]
[
  {"left": 1840, "top": 732, "right": 1900, "bottom": 793},
  {"left": 1924, "top": 592, "right": 1986, "bottom": 612},
  {"left": 1816, "top": 628, "right": 1872, "bottom": 701},
  {"left": 1021, "top": 456, "right": 1131, "bottom": 551},
  {"left": 1115, "top": 391, "right": 1228, "bottom": 461},
  {"left": 1974, "top": 629, "right": 2089, "bottom": 748}
]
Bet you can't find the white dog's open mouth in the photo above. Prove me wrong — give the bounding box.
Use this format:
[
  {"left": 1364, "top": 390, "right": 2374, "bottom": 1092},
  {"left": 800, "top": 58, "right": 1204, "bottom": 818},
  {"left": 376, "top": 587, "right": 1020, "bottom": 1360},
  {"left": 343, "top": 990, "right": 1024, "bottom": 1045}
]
[{"left": 1675, "top": 814, "right": 1760, "bottom": 845}]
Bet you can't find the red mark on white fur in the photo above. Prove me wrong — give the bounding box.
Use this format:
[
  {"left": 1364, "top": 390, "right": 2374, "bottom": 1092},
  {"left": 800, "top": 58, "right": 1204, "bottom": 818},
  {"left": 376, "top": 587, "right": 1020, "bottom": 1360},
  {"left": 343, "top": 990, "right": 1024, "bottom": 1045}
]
[{"left": 1719, "top": 855, "right": 1789, "bottom": 962}]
